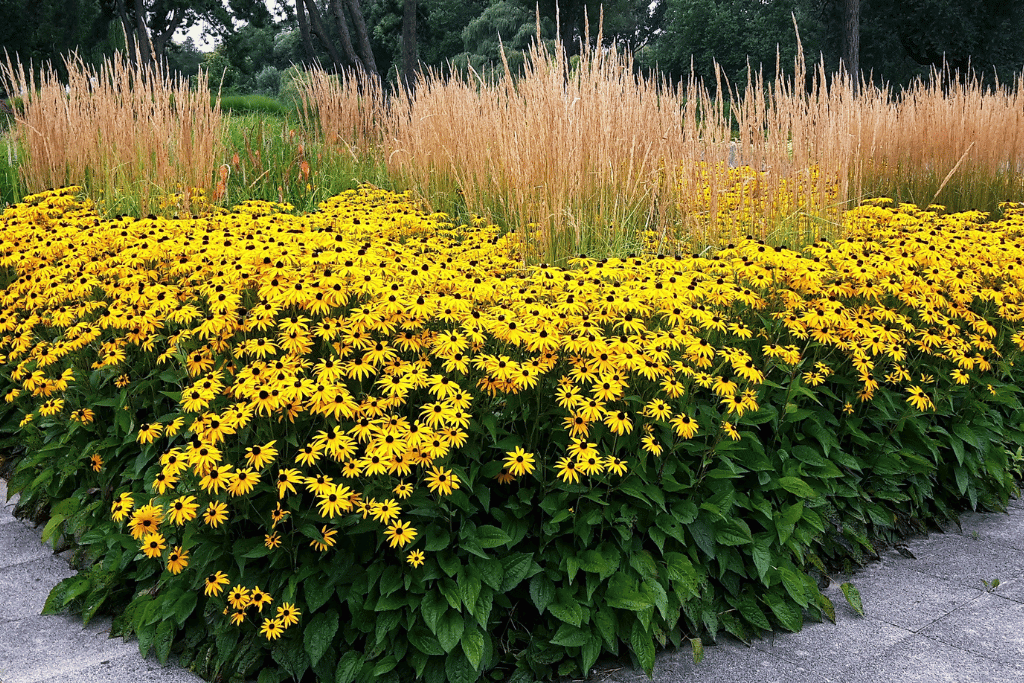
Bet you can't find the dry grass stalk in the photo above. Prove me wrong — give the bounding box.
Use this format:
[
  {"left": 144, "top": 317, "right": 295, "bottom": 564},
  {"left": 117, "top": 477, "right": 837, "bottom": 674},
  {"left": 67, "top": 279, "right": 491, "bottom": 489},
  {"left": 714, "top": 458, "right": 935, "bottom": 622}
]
[{"left": 2, "top": 51, "right": 223, "bottom": 214}]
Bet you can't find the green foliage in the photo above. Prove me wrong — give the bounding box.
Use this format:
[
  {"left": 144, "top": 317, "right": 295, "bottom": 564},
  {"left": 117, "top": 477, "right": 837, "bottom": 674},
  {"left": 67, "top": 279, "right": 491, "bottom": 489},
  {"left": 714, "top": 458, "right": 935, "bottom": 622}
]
[{"left": 217, "top": 95, "right": 288, "bottom": 117}]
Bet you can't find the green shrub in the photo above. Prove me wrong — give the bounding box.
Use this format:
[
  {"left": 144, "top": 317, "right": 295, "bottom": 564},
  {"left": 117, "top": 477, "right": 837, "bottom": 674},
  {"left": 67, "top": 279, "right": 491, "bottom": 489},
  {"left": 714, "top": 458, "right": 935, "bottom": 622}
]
[{"left": 217, "top": 94, "right": 288, "bottom": 117}]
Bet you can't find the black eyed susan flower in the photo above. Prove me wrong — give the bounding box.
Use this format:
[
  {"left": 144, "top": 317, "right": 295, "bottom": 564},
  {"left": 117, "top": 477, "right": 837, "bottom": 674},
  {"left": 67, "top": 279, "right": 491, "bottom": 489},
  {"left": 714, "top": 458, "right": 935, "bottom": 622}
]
[
  {"left": 141, "top": 532, "right": 167, "bottom": 559},
  {"left": 406, "top": 549, "right": 426, "bottom": 568},
  {"left": 248, "top": 586, "right": 272, "bottom": 612},
  {"left": 424, "top": 466, "right": 459, "bottom": 496},
  {"left": 370, "top": 498, "right": 401, "bottom": 524},
  {"left": 203, "top": 501, "right": 229, "bottom": 528},
  {"left": 310, "top": 525, "right": 338, "bottom": 552},
  {"left": 385, "top": 520, "right": 417, "bottom": 548},
  {"left": 275, "top": 602, "right": 300, "bottom": 628},
  {"left": 166, "top": 546, "right": 189, "bottom": 574},
  {"left": 555, "top": 456, "right": 582, "bottom": 484},
  {"left": 503, "top": 446, "right": 536, "bottom": 477},
  {"left": 226, "top": 585, "right": 250, "bottom": 610}
]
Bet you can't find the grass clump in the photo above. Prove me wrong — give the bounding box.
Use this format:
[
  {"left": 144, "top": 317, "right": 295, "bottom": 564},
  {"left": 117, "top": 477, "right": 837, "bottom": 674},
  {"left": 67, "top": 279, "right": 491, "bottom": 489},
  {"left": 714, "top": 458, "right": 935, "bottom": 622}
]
[{"left": 1, "top": 51, "right": 223, "bottom": 216}]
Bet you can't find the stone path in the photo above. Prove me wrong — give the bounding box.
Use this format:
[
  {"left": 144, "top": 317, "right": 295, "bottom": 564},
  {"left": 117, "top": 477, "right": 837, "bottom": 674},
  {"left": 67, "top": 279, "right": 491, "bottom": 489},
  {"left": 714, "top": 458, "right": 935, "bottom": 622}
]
[{"left": 2, "top": 473, "right": 1022, "bottom": 683}]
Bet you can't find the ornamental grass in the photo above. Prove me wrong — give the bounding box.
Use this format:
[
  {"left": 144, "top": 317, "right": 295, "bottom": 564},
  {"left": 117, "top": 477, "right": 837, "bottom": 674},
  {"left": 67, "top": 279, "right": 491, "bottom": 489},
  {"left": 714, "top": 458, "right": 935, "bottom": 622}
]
[{"left": 0, "top": 185, "right": 1021, "bottom": 681}]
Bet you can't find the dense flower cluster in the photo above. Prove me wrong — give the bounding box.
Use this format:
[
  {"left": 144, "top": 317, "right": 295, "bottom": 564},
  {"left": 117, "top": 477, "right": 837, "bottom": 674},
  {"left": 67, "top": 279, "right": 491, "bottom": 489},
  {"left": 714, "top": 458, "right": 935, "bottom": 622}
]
[{"left": 2, "top": 185, "right": 1024, "bottom": 641}]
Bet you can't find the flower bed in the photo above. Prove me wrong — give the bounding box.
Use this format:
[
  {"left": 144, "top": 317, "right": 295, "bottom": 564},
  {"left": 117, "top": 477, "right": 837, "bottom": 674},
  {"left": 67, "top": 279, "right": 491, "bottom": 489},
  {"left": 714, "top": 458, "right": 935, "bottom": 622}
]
[{"left": 0, "top": 186, "right": 1021, "bottom": 682}]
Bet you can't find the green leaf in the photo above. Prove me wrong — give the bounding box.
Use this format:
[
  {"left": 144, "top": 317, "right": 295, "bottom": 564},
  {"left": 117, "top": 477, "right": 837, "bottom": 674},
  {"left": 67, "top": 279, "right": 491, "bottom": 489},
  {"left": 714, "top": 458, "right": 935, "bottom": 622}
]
[
  {"left": 778, "top": 476, "right": 818, "bottom": 498},
  {"left": 688, "top": 517, "right": 716, "bottom": 559},
  {"left": 548, "top": 589, "right": 584, "bottom": 627},
  {"left": 409, "top": 625, "right": 446, "bottom": 656},
  {"left": 605, "top": 574, "right": 652, "bottom": 612},
  {"left": 530, "top": 573, "right": 555, "bottom": 615},
  {"left": 716, "top": 518, "right": 753, "bottom": 546},
  {"left": 436, "top": 609, "right": 465, "bottom": 652},
  {"left": 154, "top": 619, "right": 175, "bottom": 665},
  {"left": 550, "top": 623, "right": 589, "bottom": 648},
  {"left": 473, "top": 557, "right": 504, "bottom": 591},
  {"left": 764, "top": 592, "right": 803, "bottom": 632},
  {"left": 630, "top": 620, "right": 655, "bottom": 676},
  {"left": 690, "top": 637, "right": 704, "bottom": 665},
  {"left": 499, "top": 553, "right": 532, "bottom": 592},
  {"left": 334, "top": 652, "right": 364, "bottom": 683},
  {"left": 445, "top": 650, "right": 479, "bottom": 683},
  {"left": 779, "top": 567, "right": 810, "bottom": 608},
  {"left": 474, "top": 525, "right": 512, "bottom": 549},
  {"left": 173, "top": 591, "right": 197, "bottom": 627},
  {"left": 841, "top": 582, "right": 864, "bottom": 617},
  {"left": 655, "top": 513, "right": 687, "bottom": 544},
  {"left": 303, "top": 609, "right": 338, "bottom": 668},
  {"left": 304, "top": 576, "right": 335, "bottom": 613},
  {"left": 461, "top": 624, "right": 485, "bottom": 670},
  {"left": 40, "top": 513, "right": 66, "bottom": 545},
  {"left": 421, "top": 590, "right": 447, "bottom": 634}
]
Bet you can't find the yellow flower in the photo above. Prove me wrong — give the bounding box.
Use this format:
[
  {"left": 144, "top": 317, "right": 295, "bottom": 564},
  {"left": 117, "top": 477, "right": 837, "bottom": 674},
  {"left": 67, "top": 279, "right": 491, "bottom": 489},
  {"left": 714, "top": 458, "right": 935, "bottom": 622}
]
[
  {"left": 555, "top": 456, "right": 582, "bottom": 484},
  {"left": 136, "top": 422, "right": 163, "bottom": 444},
  {"left": 275, "top": 602, "right": 300, "bottom": 628},
  {"left": 406, "top": 549, "right": 426, "bottom": 568},
  {"left": 905, "top": 385, "right": 934, "bottom": 411},
  {"left": 604, "top": 455, "right": 628, "bottom": 476},
  {"left": 370, "top": 498, "right": 402, "bottom": 524},
  {"left": 393, "top": 482, "right": 413, "bottom": 499},
  {"left": 503, "top": 446, "right": 536, "bottom": 477},
  {"left": 248, "top": 586, "right": 272, "bottom": 612},
  {"left": 89, "top": 453, "right": 103, "bottom": 472},
  {"left": 204, "top": 571, "right": 230, "bottom": 597},
  {"left": 310, "top": 525, "right": 338, "bottom": 552},
  {"left": 203, "top": 501, "right": 229, "bottom": 528},
  {"left": 385, "top": 520, "right": 417, "bottom": 548},
  {"left": 670, "top": 413, "right": 700, "bottom": 439},
  {"left": 227, "top": 585, "right": 251, "bottom": 610},
  {"left": 168, "top": 495, "right": 199, "bottom": 525},
  {"left": 141, "top": 532, "right": 167, "bottom": 559},
  {"left": 166, "top": 546, "right": 189, "bottom": 574},
  {"left": 260, "top": 617, "right": 285, "bottom": 640},
  {"left": 424, "top": 466, "right": 459, "bottom": 496},
  {"left": 264, "top": 532, "right": 281, "bottom": 549}
]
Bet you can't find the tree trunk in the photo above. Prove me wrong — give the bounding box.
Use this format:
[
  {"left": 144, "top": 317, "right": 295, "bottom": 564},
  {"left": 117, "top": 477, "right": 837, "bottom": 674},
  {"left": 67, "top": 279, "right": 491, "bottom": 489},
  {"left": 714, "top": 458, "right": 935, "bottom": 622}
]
[
  {"left": 841, "top": 0, "right": 860, "bottom": 93},
  {"left": 329, "top": 0, "right": 365, "bottom": 72},
  {"left": 150, "top": 9, "right": 185, "bottom": 67},
  {"left": 302, "top": 0, "right": 346, "bottom": 73},
  {"left": 346, "top": 0, "right": 378, "bottom": 77},
  {"left": 295, "top": 0, "right": 317, "bottom": 64},
  {"left": 114, "top": 0, "right": 138, "bottom": 62},
  {"left": 401, "top": 0, "right": 417, "bottom": 91},
  {"left": 134, "top": 0, "right": 152, "bottom": 67}
]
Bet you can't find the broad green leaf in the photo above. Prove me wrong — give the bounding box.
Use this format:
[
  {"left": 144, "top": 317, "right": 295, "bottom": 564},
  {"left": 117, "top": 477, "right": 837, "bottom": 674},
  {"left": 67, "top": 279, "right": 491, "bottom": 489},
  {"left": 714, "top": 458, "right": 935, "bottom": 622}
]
[
  {"left": 548, "top": 589, "right": 584, "bottom": 627},
  {"left": 763, "top": 592, "right": 802, "bottom": 632},
  {"left": 445, "top": 651, "right": 478, "bottom": 683},
  {"left": 499, "top": 553, "right": 532, "bottom": 592},
  {"left": 421, "top": 590, "right": 447, "bottom": 634},
  {"left": 530, "top": 574, "right": 555, "bottom": 615},
  {"left": 630, "top": 620, "right": 655, "bottom": 676},
  {"left": 474, "top": 525, "right": 512, "bottom": 549},
  {"left": 436, "top": 609, "right": 465, "bottom": 652},
  {"left": 841, "top": 582, "right": 864, "bottom": 617},
  {"left": 778, "top": 476, "right": 817, "bottom": 498},
  {"left": 303, "top": 609, "right": 338, "bottom": 668},
  {"left": 461, "top": 624, "right": 485, "bottom": 670},
  {"left": 334, "top": 652, "right": 364, "bottom": 683},
  {"left": 551, "top": 623, "right": 590, "bottom": 648}
]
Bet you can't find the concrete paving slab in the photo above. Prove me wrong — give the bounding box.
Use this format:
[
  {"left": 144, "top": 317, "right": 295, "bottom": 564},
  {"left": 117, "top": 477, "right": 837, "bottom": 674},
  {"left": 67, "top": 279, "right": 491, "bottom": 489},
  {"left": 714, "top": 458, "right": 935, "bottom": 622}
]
[
  {"left": 0, "top": 615, "right": 136, "bottom": 683},
  {"left": 991, "top": 577, "right": 1024, "bottom": 604},
  {"left": 844, "top": 632, "right": 1024, "bottom": 683},
  {"left": 917, "top": 592, "right": 1024, "bottom": 667},
  {"left": 881, "top": 533, "right": 1024, "bottom": 589},
  {"left": 949, "top": 507, "right": 1024, "bottom": 551},
  {"left": 593, "top": 636, "right": 828, "bottom": 683},
  {"left": 30, "top": 652, "right": 206, "bottom": 683},
  {"left": 1007, "top": 495, "right": 1023, "bottom": 510},
  {"left": 821, "top": 563, "right": 983, "bottom": 632},
  {"left": 749, "top": 609, "right": 913, "bottom": 678},
  {"left": 0, "top": 523, "right": 52, "bottom": 570},
  {"left": 0, "top": 554, "right": 75, "bottom": 621}
]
